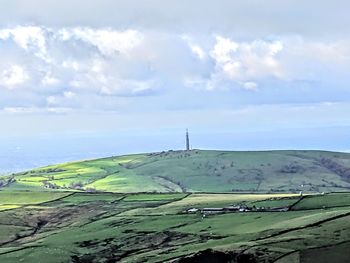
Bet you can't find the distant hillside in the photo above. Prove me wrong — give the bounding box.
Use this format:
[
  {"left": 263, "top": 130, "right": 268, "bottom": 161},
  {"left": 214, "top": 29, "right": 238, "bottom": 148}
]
[{"left": 3, "top": 150, "right": 350, "bottom": 193}]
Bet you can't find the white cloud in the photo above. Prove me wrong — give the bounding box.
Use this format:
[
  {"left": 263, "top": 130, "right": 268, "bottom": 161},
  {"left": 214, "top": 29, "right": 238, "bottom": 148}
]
[
  {"left": 2, "top": 106, "right": 72, "bottom": 114},
  {"left": 62, "top": 60, "right": 80, "bottom": 71},
  {"left": 243, "top": 81, "right": 258, "bottom": 91},
  {"left": 0, "top": 24, "right": 350, "bottom": 113},
  {"left": 285, "top": 38, "right": 350, "bottom": 66},
  {"left": 3, "top": 107, "right": 37, "bottom": 114},
  {"left": 182, "top": 35, "right": 206, "bottom": 60},
  {"left": 58, "top": 27, "right": 143, "bottom": 56},
  {"left": 47, "top": 107, "right": 72, "bottom": 114},
  {"left": 0, "top": 26, "right": 49, "bottom": 61},
  {"left": 210, "top": 36, "right": 284, "bottom": 84},
  {"left": 210, "top": 36, "right": 239, "bottom": 64},
  {"left": 41, "top": 73, "right": 59, "bottom": 86},
  {"left": 100, "top": 78, "right": 155, "bottom": 96},
  {"left": 0, "top": 65, "right": 29, "bottom": 88},
  {"left": 190, "top": 44, "right": 206, "bottom": 60},
  {"left": 63, "top": 91, "right": 76, "bottom": 99}
]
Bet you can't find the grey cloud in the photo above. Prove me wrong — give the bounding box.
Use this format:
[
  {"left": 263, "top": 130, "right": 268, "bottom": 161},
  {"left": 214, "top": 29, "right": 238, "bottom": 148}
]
[{"left": 1, "top": 0, "right": 349, "bottom": 39}]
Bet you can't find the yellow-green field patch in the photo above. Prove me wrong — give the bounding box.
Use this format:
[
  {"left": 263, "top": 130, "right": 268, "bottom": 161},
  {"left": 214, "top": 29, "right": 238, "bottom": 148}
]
[{"left": 0, "top": 191, "right": 71, "bottom": 205}]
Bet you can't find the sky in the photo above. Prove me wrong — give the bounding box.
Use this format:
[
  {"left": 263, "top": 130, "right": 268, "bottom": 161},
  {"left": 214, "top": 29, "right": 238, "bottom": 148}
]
[{"left": 0, "top": 0, "right": 350, "bottom": 171}]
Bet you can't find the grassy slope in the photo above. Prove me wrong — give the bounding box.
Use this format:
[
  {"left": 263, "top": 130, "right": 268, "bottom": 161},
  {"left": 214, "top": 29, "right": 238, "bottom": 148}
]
[
  {"left": 4, "top": 150, "right": 350, "bottom": 193},
  {"left": 2, "top": 151, "right": 350, "bottom": 262},
  {"left": 0, "top": 192, "right": 349, "bottom": 262}
]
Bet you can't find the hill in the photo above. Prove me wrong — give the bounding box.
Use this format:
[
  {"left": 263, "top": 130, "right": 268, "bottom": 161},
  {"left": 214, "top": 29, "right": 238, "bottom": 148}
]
[
  {"left": 1, "top": 150, "right": 350, "bottom": 262},
  {"left": 3, "top": 150, "right": 350, "bottom": 193}
]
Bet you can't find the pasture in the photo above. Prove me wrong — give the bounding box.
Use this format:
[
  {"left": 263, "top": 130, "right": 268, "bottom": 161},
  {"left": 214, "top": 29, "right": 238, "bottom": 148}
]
[
  {"left": 4, "top": 150, "right": 350, "bottom": 193},
  {"left": 1, "top": 150, "right": 350, "bottom": 262},
  {"left": 0, "top": 191, "right": 349, "bottom": 262}
]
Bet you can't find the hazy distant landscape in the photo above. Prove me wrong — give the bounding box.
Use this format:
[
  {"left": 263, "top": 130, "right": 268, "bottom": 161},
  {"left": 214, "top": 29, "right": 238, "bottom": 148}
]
[{"left": 2, "top": 126, "right": 350, "bottom": 174}]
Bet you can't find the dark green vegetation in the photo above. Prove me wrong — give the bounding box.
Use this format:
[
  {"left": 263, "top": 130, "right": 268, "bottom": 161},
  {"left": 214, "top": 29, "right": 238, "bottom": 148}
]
[
  {"left": 0, "top": 192, "right": 349, "bottom": 262},
  {"left": 1, "top": 150, "right": 350, "bottom": 262},
  {"left": 3, "top": 150, "right": 350, "bottom": 193}
]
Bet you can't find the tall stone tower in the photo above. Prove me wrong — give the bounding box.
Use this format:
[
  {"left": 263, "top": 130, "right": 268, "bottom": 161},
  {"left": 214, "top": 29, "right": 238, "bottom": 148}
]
[{"left": 186, "top": 129, "right": 190, "bottom": 151}]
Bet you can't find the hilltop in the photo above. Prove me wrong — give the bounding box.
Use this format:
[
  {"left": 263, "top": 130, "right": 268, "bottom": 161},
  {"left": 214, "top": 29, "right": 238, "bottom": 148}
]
[{"left": 2, "top": 150, "right": 350, "bottom": 193}]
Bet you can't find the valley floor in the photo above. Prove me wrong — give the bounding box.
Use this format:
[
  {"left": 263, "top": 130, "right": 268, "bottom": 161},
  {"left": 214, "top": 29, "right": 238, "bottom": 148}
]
[{"left": 0, "top": 191, "right": 349, "bottom": 262}]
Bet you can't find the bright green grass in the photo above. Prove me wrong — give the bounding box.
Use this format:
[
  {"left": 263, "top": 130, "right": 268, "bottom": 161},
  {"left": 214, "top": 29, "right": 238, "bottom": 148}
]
[
  {"left": 0, "top": 191, "right": 349, "bottom": 263},
  {"left": 1, "top": 181, "right": 54, "bottom": 191},
  {"left": 0, "top": 204, "right": 21, "bottom": 211},
  {"left": 0, "top": 191, "right": 71, "bottom": 205},
  {"left": 258, "top": 214, "right": 350, "bottom": 263},
  {"left": 128, "top": 214, "right": 199, "bottom": 232},
  {"left": 0, "top": 225, "right": 31, "bottom": 240},
  {"left": 7, "top": 150, "right": 350, "bottom": 193},
  {"left": 176, "top": 208, "right": 350, "bottom": 236},
  {"left": 18, "top": 166, "right": 108, "bottom": 186},
  {"left": 168, "top": 193, "right": 299, "bottom": 207},
  {"left": 61, "top": 193, "right": 124, "bottom": 204},
  {"left": 292, "top": 193, "right": 350, "bottom": 210},
  {"left": 123, "top": 193, "right": 187, "bottom": 202},
  {"left": 86, "top": 173, "right": 171, "bottom": 193},
  {"left": 250, "top": 197, "right": 301, "bottom": 208}
]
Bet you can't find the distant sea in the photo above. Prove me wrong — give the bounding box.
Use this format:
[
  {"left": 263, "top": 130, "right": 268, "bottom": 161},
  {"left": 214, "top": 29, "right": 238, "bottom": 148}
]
[{"left": 0, "top": 132, "right": 184, "bottom": 174}]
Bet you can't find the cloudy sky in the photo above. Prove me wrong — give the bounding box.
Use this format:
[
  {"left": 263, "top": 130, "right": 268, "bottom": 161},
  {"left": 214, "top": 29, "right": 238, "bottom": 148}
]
[{"left": 1, "top": 0, "right": 350, "bottom": 165}]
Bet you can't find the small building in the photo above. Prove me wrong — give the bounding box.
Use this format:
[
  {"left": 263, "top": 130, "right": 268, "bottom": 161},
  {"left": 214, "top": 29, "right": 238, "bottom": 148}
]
[
  {"left": 226, "top": 205, "right": 241, "bottom": 211},
  {"left": 201, "top": 208, "right": 224, "bottom": 214},
  {"left": 187, "top": 208, "right": 199, "bottom": 213},
  {"left": 224, "top": 206, "right": 239, "bottom": 211}
]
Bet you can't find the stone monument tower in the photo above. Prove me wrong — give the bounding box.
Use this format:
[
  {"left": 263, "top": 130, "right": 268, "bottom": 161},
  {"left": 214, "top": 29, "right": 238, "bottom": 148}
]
[{"left": 186, "top": 129, "right": 190, "bottom": 151}]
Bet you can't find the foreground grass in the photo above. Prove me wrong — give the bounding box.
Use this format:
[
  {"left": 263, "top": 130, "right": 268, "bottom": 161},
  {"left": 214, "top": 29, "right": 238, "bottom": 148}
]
[{"left": 0, "top": 191, "right": 349, "bottom": 262}]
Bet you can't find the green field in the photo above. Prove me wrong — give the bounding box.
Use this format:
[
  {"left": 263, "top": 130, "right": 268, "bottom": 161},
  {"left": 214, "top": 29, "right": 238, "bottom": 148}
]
[
  {"left": 0, "top": 191, "right": 349, "bottom": 262},
  {"left": 1, "top": 150, "right": 350, "bottom": 262},
  {"left": 3, "top": 150, "right": 350, "bottom": 193}
]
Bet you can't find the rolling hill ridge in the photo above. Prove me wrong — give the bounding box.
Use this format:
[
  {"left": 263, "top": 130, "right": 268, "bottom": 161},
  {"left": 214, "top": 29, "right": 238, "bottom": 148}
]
[{"left": 2, "top": 150, "right": 350, "bottom": 193}]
